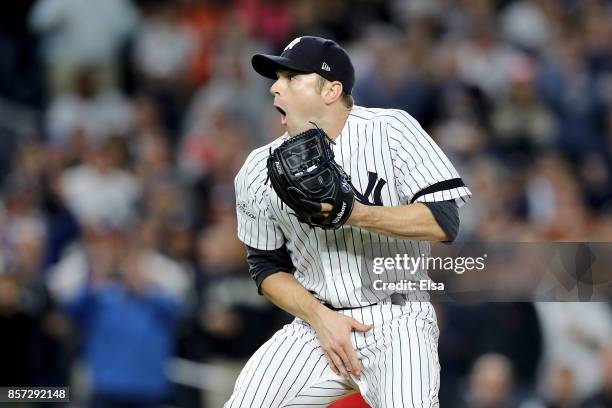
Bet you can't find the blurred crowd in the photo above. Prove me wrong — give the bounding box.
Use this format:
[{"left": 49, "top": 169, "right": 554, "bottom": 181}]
[{"left": 1, "top": 0, "right": 612, "bottom": 407}]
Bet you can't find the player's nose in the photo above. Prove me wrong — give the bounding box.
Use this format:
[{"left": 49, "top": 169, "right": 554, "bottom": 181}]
[{"left": 270, "top": 78, "right": 282, "bottom": 95}]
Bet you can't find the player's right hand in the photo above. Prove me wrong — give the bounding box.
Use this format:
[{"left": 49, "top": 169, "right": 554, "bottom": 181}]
[{"left": 310, "top": 305, "right": 373, "bottom": 380}]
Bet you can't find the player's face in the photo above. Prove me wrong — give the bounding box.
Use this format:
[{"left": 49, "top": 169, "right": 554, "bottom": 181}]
[{"left": 270, "top": 70, "right": 325, "bottom": 135}]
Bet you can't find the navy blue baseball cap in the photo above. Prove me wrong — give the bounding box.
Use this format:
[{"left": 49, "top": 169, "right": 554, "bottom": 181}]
[{"left": 252, "top": 36, "right": 355, "bottom": 95}]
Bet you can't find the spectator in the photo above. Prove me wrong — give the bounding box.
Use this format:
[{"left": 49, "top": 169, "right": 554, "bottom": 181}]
[
  {"left": 0, "top": 179, "right": 46, "bottom": 267},
  {"left": 59, "top": 139, "right": 141, "bottom": 229},
  {"left": 455, "top": 24, "right": 519, "bottom": 101},
  {"left": 491, "top": 55, "right": 556, "bottom": 159},
  {"left": 131, "top": 0, "right": 196, "bottom": 137},
  {"left": 178, "top": 105, "right": 253, "bottom": 225},
  {"left": 48, "top": 219, "right": 192, "bottom": 306},
  {"left": 460, "top": 353, "right": 519, "bottom": 408},
  {"left": 134, "top": 135, "right": 175, "bottom": 191},
  {"left": 130, "top": 218, "right": 193, "bottom": 302},
  {"left": 500, "top": 0, "right": 553, "bottom": 54},
  {"left": 45, "top": 66, "right": 134, "bottom": 147},
  {"left": 534, "top": 303, "right": 612, "bottom": 400},
  {"left": 183, "top": 23, "right": 269, "bottom": 146},
  {"left": 530, "top": 152, "right": 602, "bottom": 241},
  {"left": 61, "top": 238, "right": 182, "bottom": 407},
  {"left": 180, "top": 0, "right": 229, "bottom": 88},
  {"left": 132, "top": 2, "right": 196, "bottom": 85},
  {"left": 29, "top": 0, "right": 137, "bottom": 93},
  {"left": 353, "top": 26, "right": 435, "bottom": 122},
  {"left": 538, "top": 37, "right": 609, "bottom": 159},
  {"left": 0, "top": 204, "right": 69, "bottom": 387},
  {"left": 520, "top": 365, "right": 578, "bottom": 408}
]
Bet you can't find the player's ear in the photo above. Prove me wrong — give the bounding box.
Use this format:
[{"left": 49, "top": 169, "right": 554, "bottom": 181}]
[{"left": 323, "top": 81, "right": 343, "bottom": 105}]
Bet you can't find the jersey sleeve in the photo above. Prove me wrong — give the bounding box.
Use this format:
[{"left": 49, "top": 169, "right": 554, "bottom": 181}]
[
  {"left": 235, "top": 152, "right": 285, "bottom": 250},
  {"left": 388, "top": 112, "right": 472, "bottom": 207}
]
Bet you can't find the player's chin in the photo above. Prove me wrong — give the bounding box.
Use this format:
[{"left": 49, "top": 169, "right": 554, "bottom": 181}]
[
  {"left": 286, "top": 122, "right": 303, "bottom": 137},
  {"left": 287, "top": 120, "right": 316, "bottom": 136}
]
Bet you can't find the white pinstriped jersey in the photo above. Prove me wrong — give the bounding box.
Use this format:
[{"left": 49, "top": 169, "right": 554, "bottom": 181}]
[
  {"left": 235, "top": 106, "right": 471, "bottom": 311},
  {"left": 228, "top": 105, "right": 471, "bottom": 408}
]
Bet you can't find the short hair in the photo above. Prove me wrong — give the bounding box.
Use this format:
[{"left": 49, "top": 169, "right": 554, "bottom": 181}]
[{"left": 316, "top": 76, "right": 354, "bottom": 109}]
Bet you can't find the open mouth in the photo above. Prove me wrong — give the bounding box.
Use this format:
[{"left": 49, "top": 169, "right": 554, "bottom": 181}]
[{"left": 275, "top": 105, "right": 287, "bottom": 125}]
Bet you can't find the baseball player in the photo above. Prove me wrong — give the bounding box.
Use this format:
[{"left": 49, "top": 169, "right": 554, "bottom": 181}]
[{"left": 227, "top": 36, "right": 471, "bottom": 408}]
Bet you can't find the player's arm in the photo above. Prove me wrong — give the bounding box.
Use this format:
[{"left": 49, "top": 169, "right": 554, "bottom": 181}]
[
  {"left": 344, "top": 199, "right": 459, "bottom": 242},
  {"left": 346, "top": 114, "right": 471, "bottom": 241},
  {"left": 247, "top": 245, "right": 372, "bottom": 380}
]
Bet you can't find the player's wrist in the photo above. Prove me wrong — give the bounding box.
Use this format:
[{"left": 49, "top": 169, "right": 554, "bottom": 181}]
[
  {"left": 303, "top": 301, "right": 330, "bottom": 329},
  {"left": 347, "top": 201, "right": 370, "bottom": 226}
]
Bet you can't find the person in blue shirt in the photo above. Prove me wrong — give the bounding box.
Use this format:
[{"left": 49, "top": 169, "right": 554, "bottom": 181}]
[{"left": 64, "top": 247, "right": 182, "bottom": 408}]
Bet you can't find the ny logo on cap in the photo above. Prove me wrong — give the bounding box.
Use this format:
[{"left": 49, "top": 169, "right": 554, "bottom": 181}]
[
  {"left": 284, "top": 37, "right": 302, "bottom": 51},
  {"left": 321, "top": 62, "right": 331, "bottom": 71}
]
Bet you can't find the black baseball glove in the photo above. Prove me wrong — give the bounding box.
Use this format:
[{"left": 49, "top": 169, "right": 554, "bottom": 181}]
[{"left": 267, "top": 127, "right": 360, "bottom": 229}]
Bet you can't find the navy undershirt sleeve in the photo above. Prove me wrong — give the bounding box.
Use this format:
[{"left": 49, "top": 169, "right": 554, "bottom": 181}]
[
  {"left": 246, "top": 244, "right": 296, "bottom": 295},
  {"left": 422, "top": 200, "right": 460, "bottom": 243}
]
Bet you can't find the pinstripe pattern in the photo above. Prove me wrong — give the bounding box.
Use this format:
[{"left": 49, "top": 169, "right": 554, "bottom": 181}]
[
  {"left": 224, "top": 303, "right": 441, "bottom": 408},
  {"left": 230, "top": 106, "right": 469, "bottom": 407}
]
